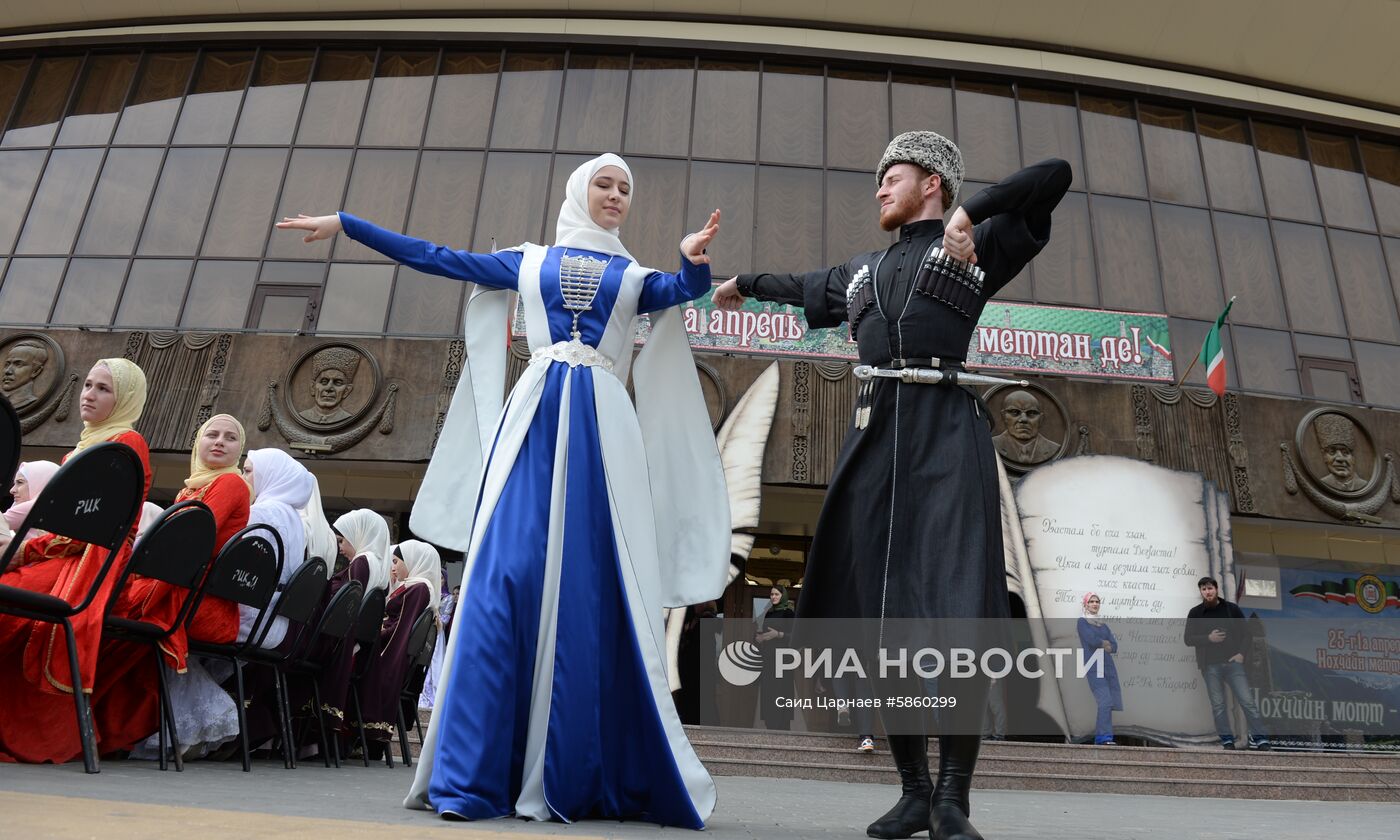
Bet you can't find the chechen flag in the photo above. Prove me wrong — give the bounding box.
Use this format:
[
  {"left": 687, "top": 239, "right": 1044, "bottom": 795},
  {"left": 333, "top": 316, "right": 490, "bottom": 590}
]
[{"left": 1198, "top": 299, "right": 1234, "bottom": 396}]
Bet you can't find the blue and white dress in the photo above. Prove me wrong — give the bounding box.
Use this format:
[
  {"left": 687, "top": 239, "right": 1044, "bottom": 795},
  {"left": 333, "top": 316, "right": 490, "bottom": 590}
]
[{"left": 337, "top": 212, "right": 729, "bottom": 828}]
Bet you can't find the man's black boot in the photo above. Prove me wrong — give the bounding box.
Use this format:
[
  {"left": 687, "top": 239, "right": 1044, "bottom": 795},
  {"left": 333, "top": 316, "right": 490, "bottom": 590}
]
[
  {"left": 866, "top": 734, "right": 932, "bottom": 839},
  {"left": 928, "top": 733, "right": 985, "bottom": 840}
]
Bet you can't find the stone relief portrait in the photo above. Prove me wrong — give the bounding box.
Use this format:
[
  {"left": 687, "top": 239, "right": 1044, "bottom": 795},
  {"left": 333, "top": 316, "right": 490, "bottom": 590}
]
[
  {"left": 1310, "top": 412, "right": 1368, "bottom": 493},
  {"left": 289, "top": 344, "right": 376, "bottom": 431},
  {"left": 1280, "top": 407, "right": 1398, "bottom": 523},
  {"left": 987, "top": 385, "right": 1067, "bottom": 470},
  {"left": 0, "top": 333, "right": 63, "bottom": 416}
]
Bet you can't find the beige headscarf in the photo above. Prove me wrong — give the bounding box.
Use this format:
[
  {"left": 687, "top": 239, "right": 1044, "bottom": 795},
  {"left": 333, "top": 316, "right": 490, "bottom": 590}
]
[
  {"left": 185, "top": 413, "right": 246, "bottom": 490},
  {"left": 73, "top": 358, "right": 147, "bottom": 454}
]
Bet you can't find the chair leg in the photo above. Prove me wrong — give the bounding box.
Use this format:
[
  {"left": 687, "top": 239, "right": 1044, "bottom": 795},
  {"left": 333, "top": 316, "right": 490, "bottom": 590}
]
[
  {"left": 154, "top": 654, "right": 168, "bottom": 772},
  {"left": 63, "top": 620, "right": 99, "bottom": 774},
  {"left": 155, "top": 652, "right": 183, "bottom": 772},
  {"left": 274, "top": 670, "right": 295, "bottom": 770},
  {"left": 350, "top": 684, "right": 369, "bottom": 768},
  {"left": 232, "top": 659, "right": 251, "bottom": 772},
  {"left": 310, "top": 679, "right": 333, "bottom": 768},
  {"left": 397, "top": 702, "right": 413, "bottom": 768}
]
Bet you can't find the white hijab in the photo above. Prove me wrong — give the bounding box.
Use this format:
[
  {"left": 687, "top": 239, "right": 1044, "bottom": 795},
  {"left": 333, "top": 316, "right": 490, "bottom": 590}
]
[
  {"left": 555, "top": 153, "right": 637, "bottom": 261},
  {"left": 335, "top": 508, "right": 391, "bottom": 594},
  {"left": 299, "top": 474, "right": 337, "bottom": 573},
  {"left": 245, "top": 448, "right": 313, "bottom": 585},
  {"left": 391, "top": 539, "right": 442, "bottom": 614}
]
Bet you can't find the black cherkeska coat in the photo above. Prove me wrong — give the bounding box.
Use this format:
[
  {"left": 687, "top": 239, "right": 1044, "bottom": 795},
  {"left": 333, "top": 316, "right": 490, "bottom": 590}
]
[{"left": 737, "top": 158, "right": 1072, "bottom": 632}]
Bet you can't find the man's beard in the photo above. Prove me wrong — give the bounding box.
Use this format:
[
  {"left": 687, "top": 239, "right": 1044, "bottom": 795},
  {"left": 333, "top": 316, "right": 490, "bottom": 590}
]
[{"left": 878, "top": 191, "right": 922, "bottom": 231}]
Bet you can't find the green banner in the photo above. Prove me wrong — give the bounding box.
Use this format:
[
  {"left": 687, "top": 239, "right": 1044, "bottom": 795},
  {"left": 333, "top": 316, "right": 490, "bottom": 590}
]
[{"left": 515, "top": 290, "right": 1175, "bottom": 381}]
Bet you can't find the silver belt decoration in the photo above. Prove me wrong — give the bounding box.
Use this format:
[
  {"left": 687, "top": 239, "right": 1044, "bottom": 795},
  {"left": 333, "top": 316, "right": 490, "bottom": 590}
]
[
  {"left": 531, "top": 340, "right": 615, "bottom": 373},
  {"left": 851, "top": 365, "right": 1027, "bottom": 429},
  {"left": 558, "top": 251, "right": 610, "bottom": 340}
]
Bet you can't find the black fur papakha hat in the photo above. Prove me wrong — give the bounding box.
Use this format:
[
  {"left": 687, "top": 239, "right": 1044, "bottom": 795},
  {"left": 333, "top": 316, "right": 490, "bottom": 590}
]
[{"left": 875, "top": 131, "right": 964, "bottom": 202}]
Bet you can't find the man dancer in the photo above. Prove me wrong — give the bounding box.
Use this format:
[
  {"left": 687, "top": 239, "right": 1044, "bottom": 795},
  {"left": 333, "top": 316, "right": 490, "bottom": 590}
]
[{"left": 714, "top": 134, "right": 1070, "bottom": 839}]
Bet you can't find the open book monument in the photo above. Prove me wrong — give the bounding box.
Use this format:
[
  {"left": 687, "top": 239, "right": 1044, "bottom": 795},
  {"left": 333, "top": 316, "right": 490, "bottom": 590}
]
[{"left": 1001, "top": 455, "right": 1235, "bottom": 747}]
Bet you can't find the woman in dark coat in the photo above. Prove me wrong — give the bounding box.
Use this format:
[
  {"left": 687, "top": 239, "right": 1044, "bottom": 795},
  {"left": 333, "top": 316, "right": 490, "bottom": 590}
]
[
  {"left": 1077, "top": 592, "right": 1122, "bottom": 745},
  {"left": 352, "top": 540, "right": 438, "bottom": 752},
  {"left": 756, "top": 586, "right": 796, "bottom": 731}
]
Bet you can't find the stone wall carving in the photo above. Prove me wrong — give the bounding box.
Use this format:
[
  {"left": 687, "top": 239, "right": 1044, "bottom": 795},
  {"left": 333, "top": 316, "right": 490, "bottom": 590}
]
[
  {"left": 1280, "top": 407, "right": 1400, "bottom": 523},
  {"left": 0, "top": 331, "right": 72, "bottom": 434},
  {"left": 123, "top": 331, "right": 235, "bottom": 451},
  {"left": 1128, "top": 383, "right": 1254, "bottom": 510},
  {"left": 258, "top": 341, "right": 397, "bottom": 455}
]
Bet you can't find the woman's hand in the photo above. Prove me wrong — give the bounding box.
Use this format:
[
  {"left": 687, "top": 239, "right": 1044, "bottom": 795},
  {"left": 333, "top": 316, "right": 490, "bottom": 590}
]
[
  {"left": 681, "top": 209, "right": 721, "bottom": 265},
  {"left": 1101, "top": 640, "right": 1113, "bottom": 651},
  {"left": 275, "top": 213, "right": 343, "bottom": 243}
]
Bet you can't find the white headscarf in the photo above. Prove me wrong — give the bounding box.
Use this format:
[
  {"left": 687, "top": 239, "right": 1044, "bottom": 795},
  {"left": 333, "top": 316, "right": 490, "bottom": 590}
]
[
  {"left": 334, "top": 508, "right": 391, "bottom": 594},
  {"left": 245, "top": 448, "right": 313, "bottom": 586},
  {"left": 392, "top": 539, "right": 442, "bottom": 614},
  {"left": 554, "top": 153, "right": 637, "bottom": 261},
  {"left": 299, "top": 474, "right": 337, "bottom": 573},
  {"left": 134, "top": 502, "right": 165, "bottom": 541}
]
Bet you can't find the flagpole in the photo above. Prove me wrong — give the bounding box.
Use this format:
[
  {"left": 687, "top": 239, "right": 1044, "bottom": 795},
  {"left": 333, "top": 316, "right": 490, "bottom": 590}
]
[{"left": 1176, "top": 295, "right": 1237, "bottom": 388}]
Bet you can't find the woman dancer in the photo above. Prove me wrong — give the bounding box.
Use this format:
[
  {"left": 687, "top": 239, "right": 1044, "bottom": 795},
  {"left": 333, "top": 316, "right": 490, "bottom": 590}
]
[
  {"left": 0, "top": 359, "right": 151, "bottom": 763},
  {"left": 1078, "top": 592, "right": 1122, "bottom": 746},
  {"left": 277, "top": 153, "right": 728, "bottom": 827}
]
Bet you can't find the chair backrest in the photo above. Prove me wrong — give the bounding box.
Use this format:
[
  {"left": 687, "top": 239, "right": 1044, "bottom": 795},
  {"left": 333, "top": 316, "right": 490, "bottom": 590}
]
[
  {"left": 6, "top": 441, "right": 144, "bottom": 552},
  {"left": 352, "top": 585, "right": 387, "bottom": 649},
  {"left": 403, "top": 606, "right": 436, "bottom": 667},
  {"left": 275, "top": 559, "right": 329, "bottom": 626},
  {"left": 124, "top": 500, "right": 217, "bottom": 588},
  {"left": 399, "top": 607, "right": 437, "bottom": 698},
  {"left": 0, "top": 394, "right": 20, "bottom": 488},
  {"left": 199, "top": 522, "right": 282, "bottom": 609},
  {"left": 317, "top": 580, "right": 363, "bottom": 643}
]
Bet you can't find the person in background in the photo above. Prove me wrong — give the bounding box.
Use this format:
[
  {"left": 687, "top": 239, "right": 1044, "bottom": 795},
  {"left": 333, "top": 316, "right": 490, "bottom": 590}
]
[
  {"left": 1185, "top": 577, "right": 1271, "bottom": 751},
  {"left": 419, "top": 571, "right": 455, "bottom": 712},
  {"left": 1076, "top": 592, "right": 1121, "bottom": 746},
  {"left": 756, "top": 585, "right": 796, "bottom": 731},
  {"left": 0, "top": 460, "right": 60, "bottom": 556}
]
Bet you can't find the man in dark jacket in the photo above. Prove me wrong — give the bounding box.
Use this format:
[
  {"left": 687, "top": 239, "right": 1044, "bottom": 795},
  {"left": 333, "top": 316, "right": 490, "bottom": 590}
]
[
  {"left": 1184, "top": 576, "right": 1271, "bottom": 750},
  {"left": 714, "top": 133, "right": 1071, "bottom": 840}
]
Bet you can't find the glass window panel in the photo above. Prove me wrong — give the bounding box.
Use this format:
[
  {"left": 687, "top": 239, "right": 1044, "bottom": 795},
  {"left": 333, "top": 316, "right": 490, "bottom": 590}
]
[
  {"left": 1272, "top": 221, "right": 1347, "bottom": 336},
  {"left": 1232, "top": 326, "right": 1298, "bottom": 394},
  {"left": 693, "top": 60, "right": 758, "bottom": 160},
  {"left": 114, "top": 259, "right": 189, "bottom": 327},
  {"left": 621, "top": 157, "right": 687, "bottom": 270},
  {"left": 1214, "top": 212, "right": 1286, "bottom": 328},
  {"left": 2, "top": 56, "right": 81, "bottom": 147},
  {"left": 137, "top": 147, "right": 224, "bottom": 256},
  {"left": 1029, "top": 191, "right": 1095, "bottom": 306},
  {"left": 824, "top": 169, "right": 888, "bottom": 267},
  {"left": 334, "top": 149, "right": 418, "bottom": 262},
  {"left": 624, "top": 56, "right": 692, "bottom": 157},
  {"left": 1306, "top": 366, "right": 1354, "bottom": 402},
  {"left": 180, "top": 260, "right": 256, "bottom": 328},
  {"left": 171, "top": 51, "right": 253, "bottom": 145},
  {"left": 1154, "top": 204, "right": 1222, "bottom": 319},
  {"left": 756, "top": 165, "right": 823, "bottom": 271},
  {"left": 113, "top": 53, "right": 195, "bottom": 145},
  {"left": 556, "top": 54, "right": 628, "bottom": 153},
  {"left": 424, "top": 52, "right": 499, "bottom": 148},
  {"left": 489, "top": 53, "right": 563, "bottom": 150},
  {"left": 891, "top": 74, "right": 952, "bottom": 139},
  {"left": 1138, "top": 104, "right": 1206, "bottom": 206},
  {"left": 1092, "top": 196, "right": 1162, "bottom": 311},
  {"left": 76, "top": 147, "right": 164, "bottom": 255},
  {"left": 360, "top": 50, "right": 436, "bottom": 147},
  {"left": 1361, "top": 141, "right": 1400, "bottom": 237},
  {"left": 51, "top": 258, "right": 125, "bottom": 325},
  {"left": 1080, "top": 96, "right": 1146, "bottom": 197},
  {"left": 0, "top": 150, "right": 46, "bottom": 252},
  {"left": 1294, "top": 333, "right": 1351, "bottom": 359},
  {"left": 472, "top": 152, "right": 551, "bottom": 252},
  {"left": 687, "top": 160, "right": 754, "bottom": 275},
  {"left": 1330, "top": 229, "right": 1399, "bottom": 342},
  {"left": 256, "top": 293, "right": 311, "bottom": 332},
  {"left": 15, "top": 148, "right": 104, "bottom": 254},
  {"left": 1354, "top": 341, "right": 1400, "bottom": 408},
  {"left": 233, "top": 49, "right": 313, "bottom": 145},
  {"left": 826, "top": 69, "right": 887, "bottom": 171},
  {"left": 387, "top": 266, "right": 463, "bottom": 336},
  {"left": 1308, "top": 132, "right": 1375, "bottom": 231},
  {"left": 404, "top": 150, "right": 482, "bottom": 247},
  {"left": 318, "top": 263, "right": 392, "bottom": 333},
  {"left": 1388, "top": 238, "right": 1400, "bottom": 319},
  {"left": 0, "top": 258, "right": 62, "bottom": 324},
  {"left": 955, "top": 80, "right": 1018, "bottom": 182},
  {"left": 260, "top": 261, "right": 325, "bottom": 285},
  {"left": 56, "top": 54, "right": 138, "bottom": 146},
  {"left": 267, "top": 148, "right": 353, "bottom": 260},
  {"left": 201, "top": 147, "right": 288, "bottom": 258},
  {"left": 1254, "top": 122, "right": 1321, "bottom": 223},
  {"left": 1197, "top": 113, "right": 1265, "bottom": 215},
  {"left": 1018, "top": 87, "right": 1084, "bottom": 190},
  {"left": 294, "top": 50, "right": 374, "bottom": 146},
  {"left": 759, "top": 65, "right": 823, "bottom": 166},
  {"left": 1171, "top": 317, "right": 1237, "bottom": 389},
  {"left": 0, "top": 59, "right": 31, "bottom": 129}
]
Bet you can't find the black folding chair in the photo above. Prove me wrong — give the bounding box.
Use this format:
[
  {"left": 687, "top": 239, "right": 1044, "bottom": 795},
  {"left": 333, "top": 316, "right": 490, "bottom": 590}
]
[
  {"left": 0, "top": 394, "right": 20, "bottom": 487},
  {"left": 393, "top": 607, "right": 437, "bottom": 767},
  {"left": 0, "top": 441, "right": 146, "bottom": 773},
  {"left": 101, "top": 500, "right": 217, "bottom": 772},
  {"left": 345, "top": 586, "right": 387, "bottom": 767},
  {"left": 282, "top": 580, "right": 363, "bottom": 769},
  {"left": 192, "top": 552, "right": 326, "bottom": 771}
]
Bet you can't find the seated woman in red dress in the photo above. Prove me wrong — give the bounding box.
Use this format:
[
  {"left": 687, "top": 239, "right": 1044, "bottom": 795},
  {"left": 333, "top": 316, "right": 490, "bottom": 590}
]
[
  {"left": 98, "top": 414, "right": 252, "bottom": 757},
  {"left": 0, "top": 359, "right": 151, "bottom": 764}
]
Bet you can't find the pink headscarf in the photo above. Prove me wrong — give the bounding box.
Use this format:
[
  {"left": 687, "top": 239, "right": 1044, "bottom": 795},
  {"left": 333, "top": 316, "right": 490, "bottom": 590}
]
[
  {"left": 4, "top": 460, "right": 60, "bottom": 533},
  {"left": 1082, "top": 591, "right": 1104, "bottom": 626}
]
